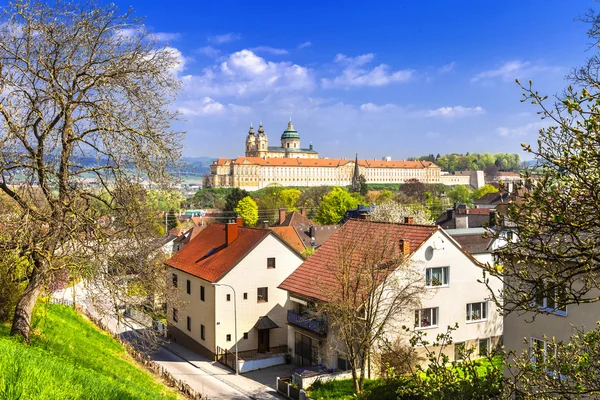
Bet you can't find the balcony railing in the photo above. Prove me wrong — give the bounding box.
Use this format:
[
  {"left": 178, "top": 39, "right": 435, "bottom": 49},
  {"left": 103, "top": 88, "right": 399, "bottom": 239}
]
[{"left": 287, "top": 310, "right": 327, "bottom": 335}]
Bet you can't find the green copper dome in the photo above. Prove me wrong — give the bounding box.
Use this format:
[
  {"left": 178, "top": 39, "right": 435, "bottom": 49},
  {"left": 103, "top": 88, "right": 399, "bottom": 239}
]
[{"left": 281, "top": 119, "right": 300, "bottom": 140}]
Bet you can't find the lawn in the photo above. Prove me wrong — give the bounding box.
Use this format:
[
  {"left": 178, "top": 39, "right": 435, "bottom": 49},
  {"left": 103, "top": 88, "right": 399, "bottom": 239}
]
[
  {"left": 0, "top": 304, "right": 179, "bottom": 399},
  {"left": 307, "top": 356, "right": 504, "bottom": 400}
]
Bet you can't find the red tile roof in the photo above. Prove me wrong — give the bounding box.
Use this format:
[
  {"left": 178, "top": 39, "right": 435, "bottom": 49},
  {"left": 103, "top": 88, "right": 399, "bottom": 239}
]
[
  {"left": 279, "top": 220, "right": 438, "bottom": 302},
  {"left": 213, "top": 157, "right": 437, "bottom": 169},
  {"left": 269, "top": 226, "right": 307, "bottom": 253},
  {"left": 165, "top": 224, "right": 271, "bottom": 282}
]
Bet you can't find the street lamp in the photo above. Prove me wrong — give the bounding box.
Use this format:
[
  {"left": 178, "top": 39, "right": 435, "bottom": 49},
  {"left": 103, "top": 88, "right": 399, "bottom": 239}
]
[{"left": 212, "top": 282, "right": 238, "bottom": 374}]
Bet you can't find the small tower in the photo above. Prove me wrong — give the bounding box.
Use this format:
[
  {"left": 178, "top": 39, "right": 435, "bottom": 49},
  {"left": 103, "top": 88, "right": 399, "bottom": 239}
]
[
  {"left": 351, "top": 153, "right": 361, "bottom": 192},
  {"left": 245, "top": 123, "right": 257, "bottom": 156},
  {"left": 256, "top": 121, "right": 268, "bottom": 157},
  {"left": 280, "top": 118, "right": 301, "bottom": 155}
]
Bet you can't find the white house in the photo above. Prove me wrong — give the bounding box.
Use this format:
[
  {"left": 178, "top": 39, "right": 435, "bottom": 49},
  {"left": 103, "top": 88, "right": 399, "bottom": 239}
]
[
  {"left": 164, "top": 218, "right": 305, "bottom": 372},
  {"left": 279, "top": 219, "right": 503, "bottom": 374}
]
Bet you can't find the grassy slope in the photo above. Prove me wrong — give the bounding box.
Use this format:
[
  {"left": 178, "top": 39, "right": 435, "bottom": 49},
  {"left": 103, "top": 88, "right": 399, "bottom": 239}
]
[{"left": 0, "top": 304, "right": 178, "bottom": 400}]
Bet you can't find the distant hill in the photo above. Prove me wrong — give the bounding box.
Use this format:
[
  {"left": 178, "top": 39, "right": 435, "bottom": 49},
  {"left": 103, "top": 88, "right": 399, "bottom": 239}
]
[{"left": 180, "top": 156, "right": 215, "bottom": 176}]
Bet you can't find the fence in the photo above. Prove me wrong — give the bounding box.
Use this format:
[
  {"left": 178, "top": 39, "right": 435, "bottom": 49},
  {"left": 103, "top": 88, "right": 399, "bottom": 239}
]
[
  {"left": 276, "top": 377, "right": 307, "bottom": 400},
  {"left": 48, "top": 299, "right": 203, "bottom": 400},
  {"left": 216, "top": 344, "right": 289, "bottom": 371}
]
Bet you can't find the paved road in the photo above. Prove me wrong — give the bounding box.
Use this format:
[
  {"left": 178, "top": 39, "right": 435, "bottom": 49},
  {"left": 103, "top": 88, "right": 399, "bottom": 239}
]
[{"left": 52, "top": 282, "right": 252, "bottom": 400}]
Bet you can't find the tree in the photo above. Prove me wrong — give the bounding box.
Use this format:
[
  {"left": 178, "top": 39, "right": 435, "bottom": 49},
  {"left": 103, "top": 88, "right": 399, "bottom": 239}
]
[
  {"left": 166, "top": 209, "right": 178, "bottom": 231},
  {"left": 447, "top": 185, "right": 473, "bottom": 205},
  {"left": 147, "top": 190, "right": 185, "bottom": 212},
  {"left": 280, "top": 188, "right": 302, "bottom": 210},
  {"left": 399, "top": 179, "right": 427, "bottom": 201},
  {"left": 375, "top": 189, "right": 394, "bottom": 204},
  {"left": 483, "top": 9, "right": 600, "bottom": 397},
  {"left": 225, "top": 188, "right": 249, "bottom": 212},
  {"left": 359, "top": 174, "right": 368, "bottom": 196},
  {"left": 370, "top": 202, "right": 434, "bottom": 225},
  {"left": 317, "top": 221, "right": 424, "bottom": 394},
  {"left": 315, "top": 187, "right": 359, "bottom": 224},
  {"left": 472, "top": 184, "right": 498, "bottom": 200},
  {"left": 234, "top": 196, "right": 258, "bottom": 227},
  {"left": 0, "top": 0, "right": 182, "bottom": 341}
]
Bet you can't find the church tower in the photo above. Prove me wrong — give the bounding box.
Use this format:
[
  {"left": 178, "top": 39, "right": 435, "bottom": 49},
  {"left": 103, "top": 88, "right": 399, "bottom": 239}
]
[
  {"left": 256, "top": 121, "right": 268, "bottom": 157},
  {"left": 280, "top": 118, "right": 301, "bottom": 151},
  {"left": 245, "top": 123, "right": 257, "bottom": 156}
]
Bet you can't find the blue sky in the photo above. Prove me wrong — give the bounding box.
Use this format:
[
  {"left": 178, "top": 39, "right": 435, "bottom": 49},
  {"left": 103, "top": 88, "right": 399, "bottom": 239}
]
[{"left": 17, "top": 1, "right": 600, "bottom": 159}]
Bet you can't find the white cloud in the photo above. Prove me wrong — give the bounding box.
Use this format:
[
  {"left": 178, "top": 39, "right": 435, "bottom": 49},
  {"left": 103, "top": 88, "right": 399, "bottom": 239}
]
[
  {"left": 163, "top": 46, "right": 186, "bottom": 74},
  {"left": 439, "top": 62, "right": 456, "bottom": 73},
  {"left": 360, "top": 103, "right": 484, "bottom": 118},
  {"left": 208, "top": 33, "right": 241, "bottom": 44},
  {"left": 250, "top": 46, "right": 288, "bottom": 55},
  {"left": 196, "top": 46, "right": 221, "bottom": 58},
  {"left": 181, "top": 50, "right": 314, "bottom": 97},
  {"left": 496, "top": 121, "right": 547, "bottom": 138},
  {"left": 298, "top": 41, "right": 311, "bottom": 49},
  {"left": 151, "top": 32, "right": 182, "bottom": 42},
  {"left": 472, "top": 60, "right": 561, "bottom": 83},
  {"left": 425, "top": 105, "right": 485, "bottom": 117},
  {"left": 322, "top": 53, "right": 413, "bottom": 88}
]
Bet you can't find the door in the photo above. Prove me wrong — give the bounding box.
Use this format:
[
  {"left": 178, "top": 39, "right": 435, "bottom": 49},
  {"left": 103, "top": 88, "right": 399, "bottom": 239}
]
[{"left": 258, "top": 330, "right": 270, "bottom": 353}]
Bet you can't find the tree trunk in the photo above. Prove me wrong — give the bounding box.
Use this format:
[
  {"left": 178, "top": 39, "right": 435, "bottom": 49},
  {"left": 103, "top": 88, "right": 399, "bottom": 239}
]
[{"left": 10, "top": 270, "right": 43, "bottom": 343}]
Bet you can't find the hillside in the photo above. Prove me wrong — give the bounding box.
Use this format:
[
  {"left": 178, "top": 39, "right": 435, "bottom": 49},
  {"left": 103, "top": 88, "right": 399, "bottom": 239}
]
[{"left": 0, "top": 304, "right": 179, "bottom": 400}]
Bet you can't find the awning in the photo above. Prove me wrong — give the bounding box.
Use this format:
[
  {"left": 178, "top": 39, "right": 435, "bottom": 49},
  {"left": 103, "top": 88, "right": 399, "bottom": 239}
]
[{"left": 254, "top": 316, "right": 279, "bottom": 330}]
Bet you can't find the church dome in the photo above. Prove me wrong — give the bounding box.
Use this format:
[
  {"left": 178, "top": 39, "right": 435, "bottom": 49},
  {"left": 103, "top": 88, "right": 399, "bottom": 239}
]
[
  {"left": 257, "top": 121, "right": 266, "bottom": 136},
  {"left": 281, "top": 119, "right": 300, "bottom": 140}
]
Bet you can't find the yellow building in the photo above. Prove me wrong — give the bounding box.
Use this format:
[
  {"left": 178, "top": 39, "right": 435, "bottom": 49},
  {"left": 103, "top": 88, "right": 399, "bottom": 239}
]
[
  {"left": 245, "top": 120, "right": 318, "bottom": 159},
  {"left": 203, "top": 119, "right": 479, "bottom": 190}
]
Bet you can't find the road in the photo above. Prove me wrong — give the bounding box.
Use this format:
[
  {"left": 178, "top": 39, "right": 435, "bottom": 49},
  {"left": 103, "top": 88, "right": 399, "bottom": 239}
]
[{"left": 52, "top": 283, "right": 252, "bottom": 400}]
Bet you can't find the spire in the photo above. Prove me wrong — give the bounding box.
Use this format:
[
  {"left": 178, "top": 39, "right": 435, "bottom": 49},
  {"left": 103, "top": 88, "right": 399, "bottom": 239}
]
[
  {"left": 351, "top": 153, "right": 361, "bottom": 192},
  {"left": 258, "top": 121, "right": 265, "bottom": 134},
  {"left": 287, "top": 117, "right": 294, "bottom": 131},
  {"left": 248, "top": 123, "right": 255, "bottom": 135}
]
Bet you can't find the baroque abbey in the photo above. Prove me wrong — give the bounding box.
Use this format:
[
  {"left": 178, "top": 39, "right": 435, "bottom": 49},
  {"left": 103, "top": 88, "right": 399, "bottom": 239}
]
[{"left": 203, "top": 120, "right": 479, "bottom": 190}]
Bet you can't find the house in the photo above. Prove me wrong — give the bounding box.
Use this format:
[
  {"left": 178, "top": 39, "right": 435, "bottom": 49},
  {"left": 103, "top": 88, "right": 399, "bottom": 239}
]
[
  {"left": 275, "top": 208, "right": 340, "bottom": 250},
  {"left": 279, "top": 219, "right": 503, "bottom": 375},
  {"left": 473, "top": 191, "right": 512, "bottom": 209},
  {"left": 341, "top": 204, "right": 374, "bottom": 223},
  {"left": 436, "top": 204, "right": 493, "bottom": 229},
  {"left": 445, "top": 227, "right": 495, "bottom": 266},
  {"left": 164, "top": 218, "right": 305, "bottom": 372},
  {"left": 269, "top": 226, "right": 307, "bottom": 253},
  {"left": 172, "top": 225, "right": 205, "bottom": 252}
]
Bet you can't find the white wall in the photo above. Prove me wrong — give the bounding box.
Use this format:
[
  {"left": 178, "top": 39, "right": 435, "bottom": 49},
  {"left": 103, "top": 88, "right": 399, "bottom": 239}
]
[{"left": 216, "top": 234, "right": 304, "bottom": 353}]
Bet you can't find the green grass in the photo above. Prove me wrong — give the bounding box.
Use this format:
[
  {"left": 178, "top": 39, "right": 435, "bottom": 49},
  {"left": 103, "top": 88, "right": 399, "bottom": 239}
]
[{"left": 0, "top": 304, "right": 179, "bottom": 400}]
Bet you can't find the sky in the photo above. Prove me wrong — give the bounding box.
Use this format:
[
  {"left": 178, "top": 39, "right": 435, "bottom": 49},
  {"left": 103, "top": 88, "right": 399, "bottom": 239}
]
[{"left": 11, "top": 1, "right": 600, "bottom": 160}]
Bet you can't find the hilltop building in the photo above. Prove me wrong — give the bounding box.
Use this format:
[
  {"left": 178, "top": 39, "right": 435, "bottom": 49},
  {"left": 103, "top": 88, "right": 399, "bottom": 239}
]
[{"left": 203, "top": 119, "right": 483, "bottom": 191}]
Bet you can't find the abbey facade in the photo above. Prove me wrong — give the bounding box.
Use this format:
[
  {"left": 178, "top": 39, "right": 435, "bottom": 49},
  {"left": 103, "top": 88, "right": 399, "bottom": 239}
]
[{"left": 203, "top": 120, "right": 478, "bottom": 191}]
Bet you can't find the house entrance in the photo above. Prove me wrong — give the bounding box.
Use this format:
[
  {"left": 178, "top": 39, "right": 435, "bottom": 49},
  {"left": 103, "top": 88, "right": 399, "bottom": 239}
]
[{"left": 258, "top": 329, "right": 270, "bottom": 353}]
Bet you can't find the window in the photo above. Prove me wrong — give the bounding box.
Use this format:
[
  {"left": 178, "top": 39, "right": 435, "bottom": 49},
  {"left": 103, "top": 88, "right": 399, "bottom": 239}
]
[
  {"left": 530, "top": 338, "right": 547, "bottom": 364},
  {"left": 172, "top": 273, "right": 178, "bottom": 288},
  {"left": 243, "top": 332, "right": 248, "bottom": 340},
  {"left": 201, "top": 324, "right": 205, "bottom": 340},
  {"left": 425, "top": 267, "right": 449, "bottom": 287},
  {"left": 226, "top": 334, "right": 231, "bottom": 342},
  {"left": 267, "top": 257, "right": 276, "bottom": 269},
  {"left": 186, "top": 280, "right": 191, "bottom": 295},
  {"left": 414, "top": 307, "right": 438, "bottom": 329},
  {"left": 535, "top": 283, "right": 567, "bottom": 315},
  {"left": 479, "top": 338, "right": 490, "bottom": 357},
  {"left": 226, "top": 294, "right": 231, "bottom": 302},
  {"left": 172, "top": 308, "right": 178, "bottom": 323},
  {"left": 337, "top": 354, "right": 350, "bottom": 371},
  {"left": 200, "top": 286, "right": 205, "bottom": 301},
  {"left": 243, "top": 292, "right": 248, "bottom": 300},
  {"left": 506, "top": 231, "right": 514, "bottom": 241},
  {"left": 466, "top": 302, "right": 488, "bottom": 322},
  {"left": 454, "top": 342, "right": 466, "bottom": 361},
  {"left": 257, "top": 287, "right": 268, "bottom": 302},
  {"left": 186, "top": 316, "right": 191, "bottom": 331}
]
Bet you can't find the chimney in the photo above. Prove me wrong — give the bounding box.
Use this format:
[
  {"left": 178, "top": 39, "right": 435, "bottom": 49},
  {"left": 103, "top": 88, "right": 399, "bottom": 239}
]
[
  {"left": 446, "top": 208, "right": 453, "bottom": 221},
  {"left": 309, "top": 225, "right": 316, "bottom": 239},
  {"left": 235, "top": 216, "right": 243, "bottom": 227},
  {"left": 279, "top": 208, "right": 287, "bottom": 224},
  {"left": 399, "top": 239, "right": 410, "bottom": 255},
  {"left": 455, "top": 214, "right": 468, "bottom": 229},
  {"left": 300, "top": 208, "right": 306, "bottom": 217},
  {"left": 263, "top": 220, "right": 269, "bottom": 228},
  {"left": 404, "top": 216, "right": 415, "bottom": 224},
  {"left": 226, "top": 220, "right": 238, "bottom": 246},
  {"left": 489, "top": 211, "right": 497, "bottom": 228},
  {"left": 359, "top": 213, "right": 368, "bottom": 220}
]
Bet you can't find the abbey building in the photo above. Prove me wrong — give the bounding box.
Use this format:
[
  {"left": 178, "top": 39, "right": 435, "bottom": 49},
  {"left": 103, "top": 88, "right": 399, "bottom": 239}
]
[{"left": 203, "top": 120, "right": 479, "bottom": 191}]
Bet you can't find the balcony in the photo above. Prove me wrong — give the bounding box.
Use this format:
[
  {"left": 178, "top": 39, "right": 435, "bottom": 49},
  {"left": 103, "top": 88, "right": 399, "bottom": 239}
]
[{"left": 287, "top": 310, "right": 327, "bottom": 336}]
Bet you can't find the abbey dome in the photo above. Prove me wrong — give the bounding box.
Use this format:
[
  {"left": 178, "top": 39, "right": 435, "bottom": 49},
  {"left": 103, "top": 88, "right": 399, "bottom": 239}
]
[{"left": 245, "top": 119, "right": 318, "bottom": 159}]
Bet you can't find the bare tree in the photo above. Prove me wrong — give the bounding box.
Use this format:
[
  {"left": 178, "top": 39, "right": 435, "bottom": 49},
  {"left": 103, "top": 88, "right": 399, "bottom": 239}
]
[
  {"left": 369, "top": 201, "right": 434, "bottom": 225},
  {"left": 317, "top": 222, "right": 424, "bottom": 394},
  {"left": 0, "top": 0, "right": 182, "bottom": 341}
]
